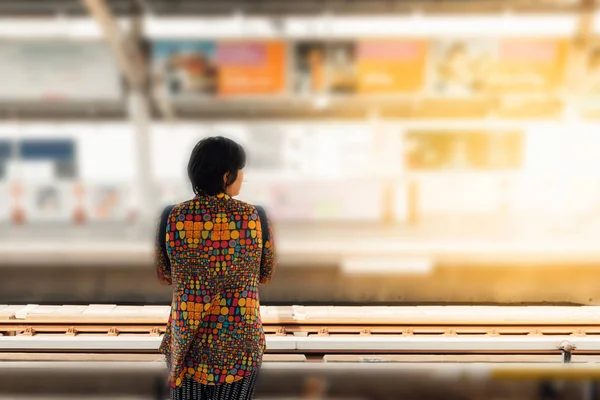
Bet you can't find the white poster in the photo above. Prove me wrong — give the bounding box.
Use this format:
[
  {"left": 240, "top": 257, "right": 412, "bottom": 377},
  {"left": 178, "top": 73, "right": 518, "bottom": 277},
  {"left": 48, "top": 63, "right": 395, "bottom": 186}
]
[
  {"left": 84, "top": 184, "right": 133, "bottom": 222},
  {"left": 23, "top": 182, "right": 76, "bottom": 223},
  {"left": 0, "top": 41, "right": 122, "bottom": 100}
]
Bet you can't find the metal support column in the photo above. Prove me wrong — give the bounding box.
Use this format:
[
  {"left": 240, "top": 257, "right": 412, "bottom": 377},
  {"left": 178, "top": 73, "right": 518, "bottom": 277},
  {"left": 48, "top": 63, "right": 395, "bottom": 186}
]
[
  {"left": 82, "top": 0, "right": 157, "bottom": 221},
  {"left": 128, "top": 90, "right": 155, "bottom": 221}
]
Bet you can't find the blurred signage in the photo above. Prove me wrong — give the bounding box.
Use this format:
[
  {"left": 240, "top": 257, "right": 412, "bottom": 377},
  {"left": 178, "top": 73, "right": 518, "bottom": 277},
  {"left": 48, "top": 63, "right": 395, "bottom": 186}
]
[
  {"left": 22, "top": 182, "right": 77, "bottom": 222},
  {"left": 293, "top": 41, "right": 357, "bottom": 95},
  {"left": 217, "top": 41, "right": 286, "bottom": 96},
  {"left": 20, "top": 139, "right": 77, "bottom": 179},
  {"left": 580, "top": 44, "right": 600, "bottom": 96},
  {"left": 152, "top": 40, "right": 286, "bottom": 98},
  {"left": 571, "top": 40, "right": 600, "bottom": 118},
  {"left": 428, "top": 38, "right": 568, "bottom": 95},
  {"left": 491, "top": 39, "right": 568, "bottom": 93},
  {"left": 20, "top": 139, "right": 75, "bottom": 161},
  {"left": 0, "top": 41, "right": 122, "bottom": 101},
  {"left": 152, "top": 41, "right": 218, "bottom": 97},
  {"left": 356, "top": 40, "right": 428, "bottom": 93},
  {"left": 326, "top": 42, "right": 358, "bottom": 94},
  {"left": 293, "top": 42, "right": 327, "bottom": 94},
  {"left": 150, "top": 37, "right": 574, "bottom": 100},
  {"left": 404, "top": 130, "right": 523, "bottom": 171},
  {"left": 85, "top": 185, "right": 131, "bottom": 222}
]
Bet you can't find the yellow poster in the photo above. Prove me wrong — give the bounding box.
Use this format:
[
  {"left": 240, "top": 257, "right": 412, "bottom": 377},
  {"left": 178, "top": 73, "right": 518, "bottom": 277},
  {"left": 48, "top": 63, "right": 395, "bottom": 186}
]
[
  {"left": 427, "top": 38, "right": 568, "bottom": 95},
  {"left": 356, "top": 40, "right": 428, "bottom": 93},
  {"left": 489, "top": 38, "right": 568, "bottom": 93}
]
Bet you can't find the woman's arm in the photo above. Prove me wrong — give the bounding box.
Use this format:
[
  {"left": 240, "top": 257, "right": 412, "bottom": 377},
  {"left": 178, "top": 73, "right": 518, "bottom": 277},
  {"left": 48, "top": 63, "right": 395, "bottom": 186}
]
[
  {"left": 259, "top": 212, "right": 276, "bottom": 284},
  {"left": 155, "top": 206, "right": 173, "bottom": 286}
]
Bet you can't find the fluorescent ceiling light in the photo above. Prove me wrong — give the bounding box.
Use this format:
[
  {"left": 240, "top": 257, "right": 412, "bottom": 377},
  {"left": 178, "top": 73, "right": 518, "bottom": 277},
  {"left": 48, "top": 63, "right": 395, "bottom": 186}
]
[
  {"left": 144, "top": 16, "right": 278, "bottom": 39},
  {"left": 0, "top": 18, "right": 130, "bottom": 39},
  {"left": 0, "top": 14, "right": 577, "bottom": 39},
  {"left": 144, "top": 14, "right": 577, "bottom": 39},
  {"left": 285, "top": 14, "right": 577, "bottom": 37}
]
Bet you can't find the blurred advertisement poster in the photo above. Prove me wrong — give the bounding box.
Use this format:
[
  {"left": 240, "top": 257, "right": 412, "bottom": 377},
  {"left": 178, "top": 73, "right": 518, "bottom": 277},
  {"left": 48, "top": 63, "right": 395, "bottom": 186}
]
[
  {"left": 356, "top": 40, "right": 428, "bottom": 93},
  {"left": 327, "top": 42, "right": 357, "bottom": 94},
  {"left": 23, "top": 183, "right": 76, "bottom": 222},
  {"left": 404, "top": 131, "right": 523, "bottom": 171},
  {"left": 0, "top": 42, "right": 122, "bottom": 101},
  {"left": 294, "top": 42, "right": 327, "bottom": 95},
  {"left": 490, "top": 38, "right": 568, "bottom": 93},
  {"left": 428, "top": 39, "right": 497, "bottom": 96},
  {"left": 152, "top": 40, "right": 285, "bottom": 97},
  {"left": 217, "top": 41, "right": 286, "bottom": 96},
  {"left": 85, "top": 185, "right": 128, "bottom": 222},
  {"left": 580, "top": 44, "right": 600, "bottom": 96},
  {"left": 428, "top": 38, "right": 567, "bottom": 95},
  {"left": 152, "top": 41, "right": 218, "bottom": 97},
  {"left": 293, "top": 41, "right": 357, "bottom": 94},
  {"left": 568, "top": 39, "right": 600, "bottom": 117}
]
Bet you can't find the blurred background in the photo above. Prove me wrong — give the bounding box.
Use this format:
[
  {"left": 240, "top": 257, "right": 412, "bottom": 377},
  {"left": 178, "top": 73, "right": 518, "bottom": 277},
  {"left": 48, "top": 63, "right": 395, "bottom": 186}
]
[
  {"left": 1, "top": 0, "right": 600, "bottom": 307},
  {"left": 4, "top": 1, "right": 600, "bottom": 399}
]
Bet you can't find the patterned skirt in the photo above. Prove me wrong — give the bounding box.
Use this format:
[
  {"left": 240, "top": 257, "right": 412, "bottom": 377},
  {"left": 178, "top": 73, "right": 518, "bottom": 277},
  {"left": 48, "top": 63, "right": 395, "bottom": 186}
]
[{"left": 170, "top": 372, "right": 259, "bottom": 400}]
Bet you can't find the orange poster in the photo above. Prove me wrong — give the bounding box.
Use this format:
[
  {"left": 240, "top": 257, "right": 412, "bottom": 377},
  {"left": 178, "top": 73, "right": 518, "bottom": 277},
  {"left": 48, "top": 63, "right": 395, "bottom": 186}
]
[
  {"left": 488, "top": 38, "right": 568, "bottom": 93},
  {"left": 216, "top": 41, "right": 286, "bottom": 96},
  {"left": 356, "top": 40, "right": 428, "bottom": 94}
]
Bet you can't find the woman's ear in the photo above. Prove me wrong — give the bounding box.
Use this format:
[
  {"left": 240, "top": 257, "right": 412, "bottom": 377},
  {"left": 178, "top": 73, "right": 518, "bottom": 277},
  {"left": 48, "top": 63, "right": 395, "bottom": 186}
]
[{"left": 223, "top": 172, "right": 230, "bottom": 187}]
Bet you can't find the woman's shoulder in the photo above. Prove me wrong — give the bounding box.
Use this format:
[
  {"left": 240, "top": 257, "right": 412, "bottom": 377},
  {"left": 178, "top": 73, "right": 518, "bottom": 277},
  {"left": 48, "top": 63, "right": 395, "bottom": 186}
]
[
  {"left": 228, "top": 197, "right": 260, "bottom": 215},
  {"left": 168, "top": 197, "right": 260, "bottom": 217}
]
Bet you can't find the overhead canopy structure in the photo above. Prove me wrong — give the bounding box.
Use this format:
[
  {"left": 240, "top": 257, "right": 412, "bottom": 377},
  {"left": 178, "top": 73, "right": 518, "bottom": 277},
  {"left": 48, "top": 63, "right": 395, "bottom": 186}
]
[{"left": 0, "top": 0, "right": 592, "bottom": 16}]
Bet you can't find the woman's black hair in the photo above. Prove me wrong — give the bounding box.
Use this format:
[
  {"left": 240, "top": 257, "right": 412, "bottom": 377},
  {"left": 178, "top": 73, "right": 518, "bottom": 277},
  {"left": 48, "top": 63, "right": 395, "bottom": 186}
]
[{"left": 187, "top": 136, "right": 246, "bottom": 196}]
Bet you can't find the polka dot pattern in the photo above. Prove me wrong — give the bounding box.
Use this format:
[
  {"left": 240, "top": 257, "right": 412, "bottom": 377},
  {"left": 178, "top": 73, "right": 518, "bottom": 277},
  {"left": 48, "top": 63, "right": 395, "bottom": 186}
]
[{"left": 155, "top": 193, "right": 276, "bottom": 390}]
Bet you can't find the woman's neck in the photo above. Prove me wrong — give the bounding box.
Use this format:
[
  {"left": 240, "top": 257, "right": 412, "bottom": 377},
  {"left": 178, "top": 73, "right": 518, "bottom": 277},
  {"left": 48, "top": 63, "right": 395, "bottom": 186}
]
[{"left": 195, "top": 192, "right": 230, "bottom": 199}]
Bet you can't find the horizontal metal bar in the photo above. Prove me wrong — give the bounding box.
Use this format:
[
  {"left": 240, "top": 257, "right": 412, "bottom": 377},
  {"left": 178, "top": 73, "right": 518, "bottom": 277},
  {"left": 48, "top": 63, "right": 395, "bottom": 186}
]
[
  {"left": 4, "top": 305, "right": 600, "bottom": 326},
  {"left": 293, "top": 336, "right": 599, "bottom": 352},
  {"left": 0, "top": 352, "right": 307, "bottom": 363},
  {"left": 4, "top": 237, "right": 600, "bottom": 265},
  {"left": 2, "top": 361, "right": 600, "bottom": 377},
  {"left": 1, "top": 335, "right": 599, "bottom": 352},
  {"left": 0, "top": 336, "right": 161, "bottom": 351}
]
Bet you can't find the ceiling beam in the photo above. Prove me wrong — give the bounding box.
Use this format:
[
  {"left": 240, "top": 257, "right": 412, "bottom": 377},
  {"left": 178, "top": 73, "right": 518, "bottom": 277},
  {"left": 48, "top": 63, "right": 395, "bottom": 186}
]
[
  {"left": 576, "top": 0, "right": 595, "bottom": 43},
  {"left": 81, "top": 0, "right": 147, "bottom": 91},
  {"left": 82, "top": 0, "right": 175, "bottom": 121},
  {"left": 0, "top": 0, "right": 591, "bottom": 16}
]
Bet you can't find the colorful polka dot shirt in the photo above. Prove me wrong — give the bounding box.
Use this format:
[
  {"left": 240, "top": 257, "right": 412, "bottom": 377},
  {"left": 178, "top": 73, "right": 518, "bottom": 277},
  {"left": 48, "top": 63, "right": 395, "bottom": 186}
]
[{"left": 155, "top": 193, "right": 276, "bottom": 388}]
